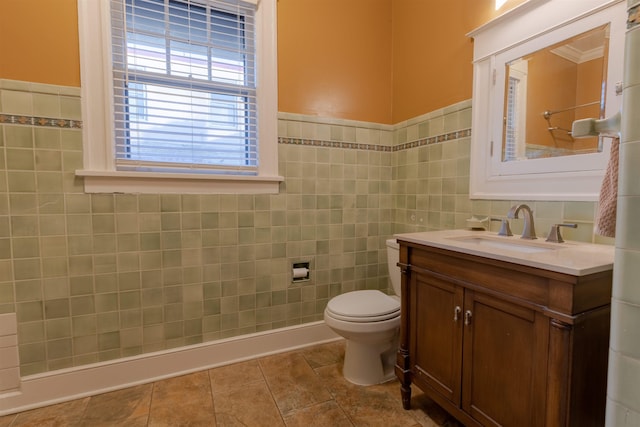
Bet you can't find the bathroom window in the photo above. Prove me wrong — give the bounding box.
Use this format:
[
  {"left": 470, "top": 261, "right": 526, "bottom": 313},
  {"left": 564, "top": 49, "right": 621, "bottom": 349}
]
[
  {"left": 77, "top": 0, "right": 281, "bottom": 194},
  {"left": 503, "top": 66, "right": 526, "bottom": 162},
  {"left": 504, "top": 77, "right": 519, "bottom": 161}
]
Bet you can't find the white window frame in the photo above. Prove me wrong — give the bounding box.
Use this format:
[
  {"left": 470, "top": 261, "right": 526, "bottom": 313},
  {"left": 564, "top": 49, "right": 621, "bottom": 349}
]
[{"left": 76, "top": 0, "right": 282, "bottom": 194}]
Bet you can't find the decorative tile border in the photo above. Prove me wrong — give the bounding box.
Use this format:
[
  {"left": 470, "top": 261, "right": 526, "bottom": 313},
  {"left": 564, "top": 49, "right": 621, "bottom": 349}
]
[
  {"left": 278, "top": 137, "right": 392, "bottom": 152},
  {"left": 1, "top": 113, "right": 469, "bottom": 150},
  {"left": 394, "top": 129, "right": 471, "bottom": 151},
  {"left": 0, "top": 114, "right": 82, "bottom": 129},
  {"left": 0, "top": 115, "right": 468, "bottom": 148},
  {"left": 278, "top": 128, "right": 471, "bottom": 152}
]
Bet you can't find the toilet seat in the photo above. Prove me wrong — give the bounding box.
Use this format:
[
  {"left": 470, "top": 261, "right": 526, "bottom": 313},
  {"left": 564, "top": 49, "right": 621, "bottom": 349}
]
[{"left": 326, "top": 290, "right": 400, "bottom": 323}]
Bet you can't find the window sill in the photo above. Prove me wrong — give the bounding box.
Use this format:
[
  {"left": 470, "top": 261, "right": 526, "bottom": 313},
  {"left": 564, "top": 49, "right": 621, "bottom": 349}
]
[{"left": 75, "top": 170, "right": 284, "bottom": 194}]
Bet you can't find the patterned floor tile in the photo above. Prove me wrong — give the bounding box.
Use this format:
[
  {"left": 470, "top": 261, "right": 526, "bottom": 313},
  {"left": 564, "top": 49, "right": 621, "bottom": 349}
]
[
  {"left": 259, "top": 352, "right": 332, "bottom": 415},
  {"left": 77, "top": 383, "right": 152, "bottom": 426},
  {"left": 148, "top": 371, "right": 215, "bottom": 426},
  {"left": 6, "top": 398, "right": 89, "bottom": 427},
  {"left": 282, "top": 400, "right": 353, "bottom": 427},
  {"left": 1, "top": 341, "right": 455, "bottom": 427},
  {"left": 213, "top": 380, "right": 284, "bottom": 426}
]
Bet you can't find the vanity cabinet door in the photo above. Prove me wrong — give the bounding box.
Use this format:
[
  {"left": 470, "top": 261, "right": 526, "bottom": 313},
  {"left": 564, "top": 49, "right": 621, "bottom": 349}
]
[
  {"left": 461, "top": 290, "right": 548, "bottom": 427},
  {"left": 410, "top": 272, "right": 464, "bottom": 405}
]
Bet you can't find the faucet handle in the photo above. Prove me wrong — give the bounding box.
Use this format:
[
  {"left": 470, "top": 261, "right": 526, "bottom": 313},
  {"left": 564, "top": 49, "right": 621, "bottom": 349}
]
[
  {"left": 545, "top": 223, "right": 577, "bottom": 243},
  {"left": 490, "top": 217, "right": 513, "bottom": 237}
]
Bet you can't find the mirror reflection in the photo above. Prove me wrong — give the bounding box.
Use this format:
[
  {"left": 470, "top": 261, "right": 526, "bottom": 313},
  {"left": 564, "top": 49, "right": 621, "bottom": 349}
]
[{"left": 502, "top": 24, "right": 609, "bottom": 161}]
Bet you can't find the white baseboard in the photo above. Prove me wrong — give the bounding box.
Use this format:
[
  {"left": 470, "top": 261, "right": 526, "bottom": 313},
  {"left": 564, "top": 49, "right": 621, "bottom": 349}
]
[{"left": 0, "top": 321, "right": 339, "bottom": 416}]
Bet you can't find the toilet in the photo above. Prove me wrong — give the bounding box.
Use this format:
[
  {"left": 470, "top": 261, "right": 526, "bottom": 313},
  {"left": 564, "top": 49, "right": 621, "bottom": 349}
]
[{"left": 324, "top": 238, "right": 401, "bottom": 385}]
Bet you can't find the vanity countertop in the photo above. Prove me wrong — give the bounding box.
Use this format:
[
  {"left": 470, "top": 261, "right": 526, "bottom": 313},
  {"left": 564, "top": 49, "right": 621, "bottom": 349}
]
[{"left": 394, "top": 229, "right": 614, "bottom": 276}]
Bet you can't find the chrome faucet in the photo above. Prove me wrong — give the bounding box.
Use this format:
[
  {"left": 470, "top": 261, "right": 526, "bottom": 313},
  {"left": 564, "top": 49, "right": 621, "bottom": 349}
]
[{"left": 507, "top": 204, "right": 537, "bottom": 240}]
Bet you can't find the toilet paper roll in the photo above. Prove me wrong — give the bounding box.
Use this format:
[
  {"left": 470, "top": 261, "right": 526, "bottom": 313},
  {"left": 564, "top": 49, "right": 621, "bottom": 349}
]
[{"left": 292, "top": 267, "right": 309, "bottom": 279}]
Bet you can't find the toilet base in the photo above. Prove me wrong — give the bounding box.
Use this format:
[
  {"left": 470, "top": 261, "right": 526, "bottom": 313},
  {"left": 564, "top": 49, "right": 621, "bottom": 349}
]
[{"left": 342, "top": 334, "right": 399, "bottom": 386}]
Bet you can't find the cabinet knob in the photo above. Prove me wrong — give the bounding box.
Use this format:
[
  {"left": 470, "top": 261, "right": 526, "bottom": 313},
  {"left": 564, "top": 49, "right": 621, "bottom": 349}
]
[
  {"left": 464, "top": 310, "right": 473, "bottom": 326},
  {"left": 454, "top": 306, "right": 461, "bottom": 322}
]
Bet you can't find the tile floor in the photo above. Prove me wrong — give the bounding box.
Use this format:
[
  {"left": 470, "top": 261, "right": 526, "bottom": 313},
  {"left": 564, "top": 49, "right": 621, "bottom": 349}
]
[{"left": 0, "top": 340, "right": 462, "bottom": 426}]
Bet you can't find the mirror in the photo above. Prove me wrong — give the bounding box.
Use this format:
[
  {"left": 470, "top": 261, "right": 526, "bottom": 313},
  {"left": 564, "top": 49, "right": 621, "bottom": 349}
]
[
  {"left": 467, "top": 0, "right": 624, "bottom": 201},
  {"left": 502, "top": 24, "right": 609, "bottom": 161}
]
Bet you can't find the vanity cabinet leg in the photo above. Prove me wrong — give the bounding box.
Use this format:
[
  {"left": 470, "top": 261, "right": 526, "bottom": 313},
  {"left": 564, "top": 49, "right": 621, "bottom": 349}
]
[
  {"left": 401, "top": 382, "right": 412, "bottom": 410},
  {"left": 396, "top": 347, "right": 412, "bottom": 410}
]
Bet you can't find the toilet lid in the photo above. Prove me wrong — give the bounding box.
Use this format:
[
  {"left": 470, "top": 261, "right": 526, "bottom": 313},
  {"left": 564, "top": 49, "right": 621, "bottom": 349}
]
[{"left": 326, "top": 290, "right": 400, "bottom": 322}]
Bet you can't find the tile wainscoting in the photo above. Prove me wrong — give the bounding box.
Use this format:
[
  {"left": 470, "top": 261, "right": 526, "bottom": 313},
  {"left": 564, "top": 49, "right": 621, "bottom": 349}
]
[{"left": 0, "top": 79, "right": 607, "bottom": 389}]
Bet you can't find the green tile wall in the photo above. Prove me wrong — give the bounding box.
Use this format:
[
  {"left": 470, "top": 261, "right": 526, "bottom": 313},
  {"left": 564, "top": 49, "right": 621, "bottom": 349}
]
[
  {"left": 0, "top": 80, "right": 611, "bottom": 377},
  {"left": 391, "top": 100, "right": 613, "bottom": 246},
  {"left": 0, "top": 81, "right": 393, "bottom": 376}
]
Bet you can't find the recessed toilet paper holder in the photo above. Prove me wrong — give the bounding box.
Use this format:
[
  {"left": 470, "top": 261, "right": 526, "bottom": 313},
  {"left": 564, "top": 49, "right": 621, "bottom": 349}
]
[{"left": 292, "top": 262, "right": 310, "bottom": 282}]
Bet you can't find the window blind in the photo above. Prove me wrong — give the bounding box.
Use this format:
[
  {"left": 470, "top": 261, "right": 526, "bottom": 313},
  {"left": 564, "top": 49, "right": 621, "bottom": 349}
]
[{"left": 110, "top": 0, "right": 258, "bottom": 175}]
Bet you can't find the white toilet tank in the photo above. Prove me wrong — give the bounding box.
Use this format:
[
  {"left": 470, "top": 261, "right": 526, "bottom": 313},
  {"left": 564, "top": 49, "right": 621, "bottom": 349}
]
[{"left": 385, "top": 239, "right": 401, "bottom": 296}]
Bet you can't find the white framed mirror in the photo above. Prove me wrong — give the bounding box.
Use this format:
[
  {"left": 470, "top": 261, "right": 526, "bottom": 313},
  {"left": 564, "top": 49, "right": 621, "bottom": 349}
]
[{"left": 468, "top": 0, "right": 625, "bottom": 201}]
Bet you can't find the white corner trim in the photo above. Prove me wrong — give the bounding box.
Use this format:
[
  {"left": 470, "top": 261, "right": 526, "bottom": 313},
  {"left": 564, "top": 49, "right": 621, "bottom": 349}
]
[{"left": 0, "top": 321, "right": 340, "bottom": 416}]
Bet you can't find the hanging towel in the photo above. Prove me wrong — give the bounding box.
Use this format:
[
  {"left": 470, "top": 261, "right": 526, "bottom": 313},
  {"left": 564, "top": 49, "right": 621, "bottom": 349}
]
[{"left": 595, "top": 137, "right": 620, "bottom": 237}]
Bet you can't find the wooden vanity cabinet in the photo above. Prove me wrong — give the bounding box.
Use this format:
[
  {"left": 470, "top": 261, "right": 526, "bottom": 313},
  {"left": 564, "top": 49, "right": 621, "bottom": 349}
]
[{"left": 395, "top": 240, "right": 612, "bottom": 427}]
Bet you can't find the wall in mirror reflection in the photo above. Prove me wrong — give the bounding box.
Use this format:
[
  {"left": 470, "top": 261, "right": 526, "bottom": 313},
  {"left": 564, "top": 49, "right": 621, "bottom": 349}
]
[{"left": 503, "top": 24, "right": 609, "bottom": 161}]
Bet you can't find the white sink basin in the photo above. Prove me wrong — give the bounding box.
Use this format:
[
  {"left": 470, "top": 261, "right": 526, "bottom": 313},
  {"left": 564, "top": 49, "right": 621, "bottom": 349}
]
[{"left": 447, "top": 235, "right": 561, "bottom": 254}]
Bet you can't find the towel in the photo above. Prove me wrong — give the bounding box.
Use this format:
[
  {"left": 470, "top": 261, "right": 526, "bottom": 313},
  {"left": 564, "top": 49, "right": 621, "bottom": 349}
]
[{"left": 595, "top": 137, "right": 620, "bottom": 237}]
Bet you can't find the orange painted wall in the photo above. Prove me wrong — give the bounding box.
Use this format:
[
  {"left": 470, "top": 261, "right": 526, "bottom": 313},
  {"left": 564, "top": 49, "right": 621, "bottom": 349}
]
[
  {"left": 0, "top": 0, "right": 525, "bottom": 124},
  {"left": 526, "top": 51, "right": 577, "bottom": 148},
  {"left": 277, "top": 0, "right": 393, "bottom": 124},
  {"left": 523, "top": 53, "right": 604, "bottom": 150},
  {"left": 0, "top": 0, "right": 80, "bottom": 87},
  {"left": 391, "top": 0, "right": 525, "bottom": 123},
  {"left": 572, "top": 58, "right": 604, "bottom": 151}
]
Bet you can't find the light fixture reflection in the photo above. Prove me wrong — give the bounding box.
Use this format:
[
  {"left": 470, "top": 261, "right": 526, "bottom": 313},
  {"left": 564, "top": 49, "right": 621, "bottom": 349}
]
[{"left": 495, "top": 0, "right": 507, "bottom": 10}]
